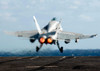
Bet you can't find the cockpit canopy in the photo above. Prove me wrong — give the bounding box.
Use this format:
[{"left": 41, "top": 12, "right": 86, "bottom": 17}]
[{"left": 51, "top": 17, "right": 57, "bottom": 21}]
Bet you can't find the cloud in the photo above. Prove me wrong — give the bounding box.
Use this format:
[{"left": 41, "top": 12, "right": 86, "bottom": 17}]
[
  {"left": 79, "top": 14, "right": 93, "bottom": 21},
  {"left": 40, "top": 0, "right": 45, "bottom": 3},
  {"left": 0, "top": 1, "right": 8, "bottom": 5},
  {"left": 0, "top": 1, "right": 9, "bottom": 9},
  {"left": 74, "top": 1, "right": 81, "bottom": 5},
  {"left": 69, "top": 1, "right": 81, "bottom": 9},
  {"left": 0, "top": 12, "right": 17, "bottom": 22},
  {"left": 26, "top": 5, "right": 31, "bottom": 9},
  {"left": 0, "top": 13, "right": 1, "bottom": 16},
  {"left": 5, "top": 17, "right": 17, "bottom": 22},
  {"left": 31, "top": 0, "right": 36, "bottom": 4},
  {"left": 0, "top": 12, "right": 12, "bottom": 17},
  {"left": 89, "top": 0, "right": 100, "bottom": 7},
  {"left": 5, "top": 12, "right": 11, "bottom": 17},
  {"left": 51, "top": 11, "right": 65, "bottom": 17},
  {"left": 69, "top": 5, "right": 78, "bottom": 9},
  {"left": 1, "top": 6, "right": 8, "bottom": 9}
]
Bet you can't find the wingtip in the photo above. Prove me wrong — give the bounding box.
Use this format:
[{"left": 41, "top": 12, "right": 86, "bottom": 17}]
[
  {"left": 3, "top": 30, "right": 9, "bottom": 34},
  {"left": 90, "top": 34, "right": 97, "bottom": 38},
  {"left": 3, "top": 30, "right": 15, "bottom": 36},
  {"left": 94, "top": 34, "right": 97, "bottom": 37}
]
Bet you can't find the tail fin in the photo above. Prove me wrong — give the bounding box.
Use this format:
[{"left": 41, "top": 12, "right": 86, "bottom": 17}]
[{"left": 33, "top": 16, "right": 42, "bottom": 34}]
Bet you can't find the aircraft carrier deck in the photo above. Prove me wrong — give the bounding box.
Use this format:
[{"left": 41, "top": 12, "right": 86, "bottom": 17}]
[{"left": 0, "top": 56, "right": 100, "bottom": 71}]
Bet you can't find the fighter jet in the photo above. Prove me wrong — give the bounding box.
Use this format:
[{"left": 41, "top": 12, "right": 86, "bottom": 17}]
[{"left": 5, "top": 16, "right": 97, "bottom": 53}]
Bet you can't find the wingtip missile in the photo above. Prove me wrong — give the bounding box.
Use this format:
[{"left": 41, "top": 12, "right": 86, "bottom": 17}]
[{"left": 90, "top": 34, "right": 97, "bottom": 38}]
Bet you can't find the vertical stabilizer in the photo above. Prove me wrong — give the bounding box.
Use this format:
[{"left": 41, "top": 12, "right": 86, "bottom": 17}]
[{"left": 33, "top": 16, "right": 42, "bottom": 34}]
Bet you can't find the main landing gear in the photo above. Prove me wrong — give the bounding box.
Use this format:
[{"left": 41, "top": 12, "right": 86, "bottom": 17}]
[
  {"left": 36, "top": 40, "right": 63, "bottom": 53},
  {"left": 57, "top": 40, "right": 63, "bottom": 53},
  {"left": 36, "top": 44, "right": 43, "bottom": 52}
]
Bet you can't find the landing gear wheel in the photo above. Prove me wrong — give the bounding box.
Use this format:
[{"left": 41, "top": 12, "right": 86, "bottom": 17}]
[
  {"left": 36, "top": 46, "right": 39, "bottom": 52},
  {"left": 60, "top": 47, "right": 63, "bottom": 53}
]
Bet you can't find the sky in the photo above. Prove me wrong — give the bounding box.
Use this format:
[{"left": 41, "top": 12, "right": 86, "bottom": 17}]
[{"left": 0, "top": 0, "right": 100, "bottom": 52}]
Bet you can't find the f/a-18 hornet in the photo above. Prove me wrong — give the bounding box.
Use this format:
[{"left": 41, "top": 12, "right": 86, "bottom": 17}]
[{"left": 6, "top": 16, "right": 97, "bottom": 53}]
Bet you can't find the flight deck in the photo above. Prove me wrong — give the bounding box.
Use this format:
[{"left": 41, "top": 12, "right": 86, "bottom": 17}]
[{"left": 0, "top": 56, "right": 100, "bottom": 71}]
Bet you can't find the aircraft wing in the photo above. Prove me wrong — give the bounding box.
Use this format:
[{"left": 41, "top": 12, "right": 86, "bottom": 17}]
[
  {"left": 5, "top": 30, "right": 39, "bottom": 39},
  {"left": 57, "top": 31, "right": 97, "bottom": 40}
]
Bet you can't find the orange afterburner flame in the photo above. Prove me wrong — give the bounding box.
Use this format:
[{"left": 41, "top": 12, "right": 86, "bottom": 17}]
[
  {"left": 47, "top": 38, "right": 53, "bottom": 44},
  {"left": 39, "top": 37, "right": 45, "bottom": 44}
]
